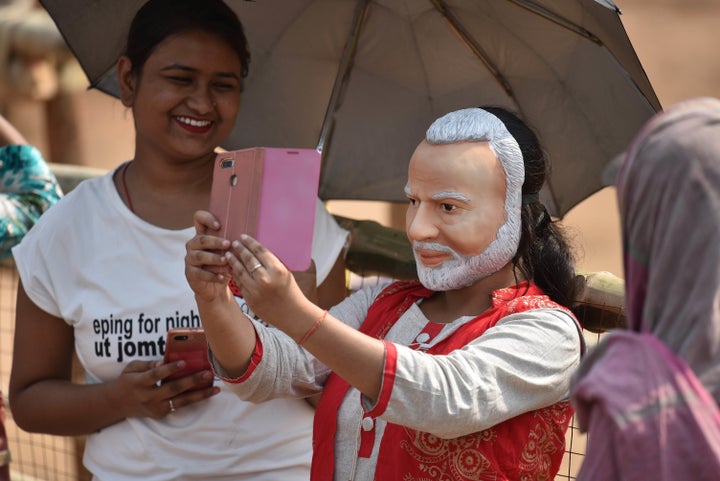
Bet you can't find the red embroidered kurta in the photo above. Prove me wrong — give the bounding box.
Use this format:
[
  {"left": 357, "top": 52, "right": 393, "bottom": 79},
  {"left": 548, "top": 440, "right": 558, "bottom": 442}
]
[{"left": 313, "top": 280, "right": 576, "bottom": 481}]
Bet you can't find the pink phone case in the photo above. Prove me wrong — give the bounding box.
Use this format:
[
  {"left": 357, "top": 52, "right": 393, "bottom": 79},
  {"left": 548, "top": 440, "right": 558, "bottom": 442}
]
[
  {"left": 209, "top": 147, "right": 321, "bottom": 271},
  {"left": 162, "top": 328, "right": 213, "bottom": 391}
]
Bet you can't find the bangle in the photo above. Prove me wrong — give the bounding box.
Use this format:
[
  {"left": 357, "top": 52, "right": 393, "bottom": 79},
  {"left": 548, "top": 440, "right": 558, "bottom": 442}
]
[{"left": 298, "top": 310, "right": 328, "bottom": 345}]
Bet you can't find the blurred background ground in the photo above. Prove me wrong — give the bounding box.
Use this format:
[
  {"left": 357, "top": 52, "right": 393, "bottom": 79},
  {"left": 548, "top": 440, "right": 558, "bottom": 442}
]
[{"left": 3, "top": 0, "right": 720, "bottom": 279}]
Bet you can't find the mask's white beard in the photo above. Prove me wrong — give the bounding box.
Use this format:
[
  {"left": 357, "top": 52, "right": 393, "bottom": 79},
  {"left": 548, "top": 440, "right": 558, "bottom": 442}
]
[
  {"left": 414, "top": 244, "right": 473, "bottom": 291},
  {"left": 413, "top": 222, "right": 520, "bottom": 291}
]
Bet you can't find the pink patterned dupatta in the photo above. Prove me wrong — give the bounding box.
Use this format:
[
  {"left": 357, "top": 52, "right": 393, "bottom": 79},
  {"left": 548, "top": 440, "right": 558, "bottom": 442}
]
[{"left": 617, "top": 97, "right": 720, "bottom": 398}]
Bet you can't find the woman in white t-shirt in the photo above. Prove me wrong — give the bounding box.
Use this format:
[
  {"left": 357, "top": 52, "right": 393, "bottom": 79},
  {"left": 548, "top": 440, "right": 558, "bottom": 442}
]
[{"left": 9, "top": 1, "right": 348, "bottom": 480}]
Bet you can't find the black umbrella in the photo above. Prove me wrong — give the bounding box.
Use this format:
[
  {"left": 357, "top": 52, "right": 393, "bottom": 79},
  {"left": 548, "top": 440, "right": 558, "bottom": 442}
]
[{"left": 40, "top": 0, "right": 661, "bottom": 217}]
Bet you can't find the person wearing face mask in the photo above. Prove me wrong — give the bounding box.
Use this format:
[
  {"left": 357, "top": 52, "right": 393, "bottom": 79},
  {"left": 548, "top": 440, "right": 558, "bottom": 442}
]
[{"left": 184, "top": 106, "right": 584, "bottom": 481}]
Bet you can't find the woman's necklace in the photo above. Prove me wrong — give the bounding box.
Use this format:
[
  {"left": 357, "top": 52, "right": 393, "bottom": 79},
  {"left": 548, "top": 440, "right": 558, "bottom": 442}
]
[{"left": 121, "top": 162, "right": 135, "bottom": 213}]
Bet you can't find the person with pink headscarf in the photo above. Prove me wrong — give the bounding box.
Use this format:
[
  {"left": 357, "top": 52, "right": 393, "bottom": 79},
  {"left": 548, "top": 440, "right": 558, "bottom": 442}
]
[{"left": 570, "top": 97, "right": 720, "bottom": 480}]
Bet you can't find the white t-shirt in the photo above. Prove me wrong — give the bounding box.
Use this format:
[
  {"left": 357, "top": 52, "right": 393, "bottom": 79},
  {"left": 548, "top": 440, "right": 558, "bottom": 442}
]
[{"left": 12, "top": 168, "right": 348, "bottom": 481}]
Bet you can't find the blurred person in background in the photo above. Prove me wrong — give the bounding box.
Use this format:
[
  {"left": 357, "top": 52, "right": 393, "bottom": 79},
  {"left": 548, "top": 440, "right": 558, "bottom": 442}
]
[
  {"left": 571, "top": 97, "right": 720, "bottom": 481},
  {"left": 0, "top": 112, "right": 62, "bottom": 260},
  {"left": 0, "top": 110, "right": 59, "bottom": 481}
]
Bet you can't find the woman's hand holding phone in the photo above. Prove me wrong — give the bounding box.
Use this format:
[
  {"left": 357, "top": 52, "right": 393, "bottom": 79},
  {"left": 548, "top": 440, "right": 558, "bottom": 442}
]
[
  {"left": 110, "top": 356, "right": 217, "bottom": 420},
  {"left": 162, "top": 328, "right": 215, "bottom": 392}
]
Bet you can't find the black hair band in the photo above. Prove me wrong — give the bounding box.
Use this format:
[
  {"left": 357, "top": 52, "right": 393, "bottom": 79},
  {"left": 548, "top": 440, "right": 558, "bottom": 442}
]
[{"left": 536, "top": 206, "right": 552, "bottom": 235}]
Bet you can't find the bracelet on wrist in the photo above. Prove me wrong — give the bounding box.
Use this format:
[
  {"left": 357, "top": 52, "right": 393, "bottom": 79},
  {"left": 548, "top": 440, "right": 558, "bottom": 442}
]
[{"left": 298, "top": 310, "right": 328, "bottom": 345}]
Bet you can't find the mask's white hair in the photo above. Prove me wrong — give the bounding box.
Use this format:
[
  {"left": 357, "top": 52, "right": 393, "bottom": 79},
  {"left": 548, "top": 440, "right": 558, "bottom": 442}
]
[{"left": 421, "top": 107, "right": 524, "bottom": 286}]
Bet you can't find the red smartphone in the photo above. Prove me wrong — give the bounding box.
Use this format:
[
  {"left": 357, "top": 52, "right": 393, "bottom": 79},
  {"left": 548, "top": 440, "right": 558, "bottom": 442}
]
[
  {"left": 162, "top": 328, "right": 214, "bottom": 390},
  {"left": 208, "top": 147, "right": 321, "bottom": 271}
]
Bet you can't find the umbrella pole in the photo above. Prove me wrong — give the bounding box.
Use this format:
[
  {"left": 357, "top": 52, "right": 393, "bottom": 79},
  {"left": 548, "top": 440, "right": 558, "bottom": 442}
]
[
  {"left": 430, "top": 0, "right": 517, "bottom": 104},
  {"left": 507, "top": 0, "right": 604, "bottom": 45},
  {"left": 315, "top": 0, "right": 371, "bottom": 158}
]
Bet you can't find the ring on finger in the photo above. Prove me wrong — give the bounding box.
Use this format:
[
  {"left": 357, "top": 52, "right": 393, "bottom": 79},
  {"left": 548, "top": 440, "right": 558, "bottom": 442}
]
[
  {"left": 169, "top": 399, "right": 176, "bottom": 414},
  {"left": 249, "top": 263, "right": 264, "bottom": 274}
]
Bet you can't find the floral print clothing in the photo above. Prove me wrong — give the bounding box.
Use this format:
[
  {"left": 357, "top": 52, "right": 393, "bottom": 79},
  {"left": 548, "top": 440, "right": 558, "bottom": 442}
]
[{"left": 0, "top": 144, "right": 62, "bottom": 260}]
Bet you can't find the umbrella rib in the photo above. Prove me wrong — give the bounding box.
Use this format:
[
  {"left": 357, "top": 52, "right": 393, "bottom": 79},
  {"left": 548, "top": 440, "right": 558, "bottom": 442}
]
[
  {"left": 505, "top": 0, "right": 604, "bottom": 45},
  {"left": 315, "top": 0, "right": 371, "bottom": 155},
  {"left": 429, "top": 0, "right": 517, "bottom": 103}
]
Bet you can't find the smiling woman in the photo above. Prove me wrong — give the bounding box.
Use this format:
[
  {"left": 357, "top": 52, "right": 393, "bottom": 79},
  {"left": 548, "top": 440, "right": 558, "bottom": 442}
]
[
  {"left": 115, "top": 28, "right": 243, "bottom": 228},
  {"left": 8, "top": 1, "right": 350, "bottom": 480}
]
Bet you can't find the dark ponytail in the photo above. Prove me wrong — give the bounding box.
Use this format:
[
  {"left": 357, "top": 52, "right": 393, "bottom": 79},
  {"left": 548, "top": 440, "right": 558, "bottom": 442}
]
[{"left": 482, "top": 107, "right": 578, "bottom": 309}]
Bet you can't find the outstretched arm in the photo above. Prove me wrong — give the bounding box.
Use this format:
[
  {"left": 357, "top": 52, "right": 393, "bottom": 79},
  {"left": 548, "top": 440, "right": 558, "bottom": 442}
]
[
  {"left": 185, "top": 209, "right": 385, "bottom": 399},
  {"left": 184, "top": 210, "right": 258, "bottom": 377},
  {"left": 223, "top": 233, "right": 386, "bottom": 401}
]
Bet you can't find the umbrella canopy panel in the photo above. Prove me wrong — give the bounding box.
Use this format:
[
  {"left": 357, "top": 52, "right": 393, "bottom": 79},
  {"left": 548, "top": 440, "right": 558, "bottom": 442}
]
[
  {"left": 41, "top": 0, "right": 660, "bottom": 217},
  {"left": 227, "top": 0, "right": 660, "bottom": 217}
]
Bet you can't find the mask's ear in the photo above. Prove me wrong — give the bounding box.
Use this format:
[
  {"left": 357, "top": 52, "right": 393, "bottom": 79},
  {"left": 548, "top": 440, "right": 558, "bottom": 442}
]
[{"left": 117, "top": 56, "right": 136, "bottom": 107}]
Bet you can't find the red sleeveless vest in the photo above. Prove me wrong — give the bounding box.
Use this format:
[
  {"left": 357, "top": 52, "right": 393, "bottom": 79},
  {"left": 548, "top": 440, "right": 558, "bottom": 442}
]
[{"left": 312, "top": 280, "right": 576, "bottom": 481}]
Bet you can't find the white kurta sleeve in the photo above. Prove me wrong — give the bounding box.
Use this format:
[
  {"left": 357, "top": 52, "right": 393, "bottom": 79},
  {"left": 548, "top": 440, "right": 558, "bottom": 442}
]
[
  {"left": 213, "top": 283, "right": 388, "bottom": 402},
  {"left": 371, "top": 308, "right": 581, "bottom": 439}
]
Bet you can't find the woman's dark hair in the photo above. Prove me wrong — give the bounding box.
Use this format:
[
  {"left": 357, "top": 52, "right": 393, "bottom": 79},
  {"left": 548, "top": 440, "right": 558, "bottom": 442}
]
[
  {"left": 124, "top": 0, "right": 251, "bottom": 80},
  {"left": 481, "top": 106, "right": 578, "bottom": 309}
]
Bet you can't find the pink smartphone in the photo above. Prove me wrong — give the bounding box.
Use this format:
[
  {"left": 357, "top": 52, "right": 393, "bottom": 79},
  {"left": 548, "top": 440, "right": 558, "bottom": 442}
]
[
  {"left": 162, "top": 328, "right": 213, "bottom": 390},
  {"left": 209, "top": 147, "right": 321, "bottom": 271}
]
